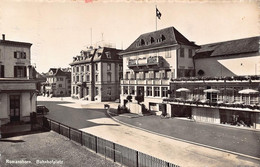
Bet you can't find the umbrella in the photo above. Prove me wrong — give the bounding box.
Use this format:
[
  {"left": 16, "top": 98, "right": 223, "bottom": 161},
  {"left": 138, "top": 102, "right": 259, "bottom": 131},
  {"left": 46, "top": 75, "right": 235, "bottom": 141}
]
[
  {"left": 238, "top": 89, "right": 259, "bottom": 94},
  {"left": 203, "top": 88, "right": 220, "bottom": 93},
  {"left": 176, "top": 88, "right": 191, "bottom": 92}
]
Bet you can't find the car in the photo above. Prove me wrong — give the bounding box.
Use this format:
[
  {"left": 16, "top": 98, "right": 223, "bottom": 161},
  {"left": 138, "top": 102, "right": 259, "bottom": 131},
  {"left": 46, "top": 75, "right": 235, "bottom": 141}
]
[{"left": 36, "top": 105, "right": 49, "bottom": 115}]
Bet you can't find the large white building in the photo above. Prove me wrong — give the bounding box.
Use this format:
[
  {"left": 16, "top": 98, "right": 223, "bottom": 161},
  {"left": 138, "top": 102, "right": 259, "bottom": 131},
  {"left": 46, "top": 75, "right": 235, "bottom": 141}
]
[
  {"left": 119, "top": 27, "right": 198, "bottom": 114},
  {"left": 70, "top": 46, "right": 123, "bottom": 102},
  {"left": 0, "top": 34, "right": 37, "bottom": 125}
]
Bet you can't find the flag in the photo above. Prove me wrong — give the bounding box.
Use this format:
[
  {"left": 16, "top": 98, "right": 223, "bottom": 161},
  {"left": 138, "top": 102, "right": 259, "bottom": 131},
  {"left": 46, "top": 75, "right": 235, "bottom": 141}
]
[{"left": 156, "top": 7, "right": 162, "bottom": 19}]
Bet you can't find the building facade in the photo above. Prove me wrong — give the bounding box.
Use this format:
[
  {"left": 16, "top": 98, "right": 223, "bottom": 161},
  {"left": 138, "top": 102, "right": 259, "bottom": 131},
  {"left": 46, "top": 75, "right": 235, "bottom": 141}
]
[
  {"left": 0, "top": 34, "right": 37, "bottom": 125},
  {"left": 43, "top": 68, "right": 71, "bottom": 97},
  {"left": 70, "top": 47, "right": 123, "bottom": 102},
  {"left": 119, "top": 27, "right": 198, "bottom": 114},
  {"left": 163, "top": 36, "right": 260, "bottom": 129}
]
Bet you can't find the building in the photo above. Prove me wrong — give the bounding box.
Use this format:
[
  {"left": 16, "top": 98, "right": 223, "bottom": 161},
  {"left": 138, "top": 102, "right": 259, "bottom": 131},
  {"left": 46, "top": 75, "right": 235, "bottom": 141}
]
[
  {"left": 70, "top": 46, "right": 123, "bottom": 102},
  {"left": 43, "top": 68, "right": 71, "bottom": 97},
  {"left": 163, "top": 36, "right": 260, "bottom": 129},
  {"left": 0, "top": 34, "right": 37, "bottom": 125},
  {"left": 119, "top": 27, "right": 199, "bottom": 114}
]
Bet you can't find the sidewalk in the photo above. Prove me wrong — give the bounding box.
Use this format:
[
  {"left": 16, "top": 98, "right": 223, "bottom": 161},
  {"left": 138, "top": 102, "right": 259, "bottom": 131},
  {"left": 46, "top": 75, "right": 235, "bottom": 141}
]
[
  {"left": 0, "top": 131, "right": 119, "bottom": 167},
  {"left": 108, "top": 108, "right": 260, "bottom": 160}
]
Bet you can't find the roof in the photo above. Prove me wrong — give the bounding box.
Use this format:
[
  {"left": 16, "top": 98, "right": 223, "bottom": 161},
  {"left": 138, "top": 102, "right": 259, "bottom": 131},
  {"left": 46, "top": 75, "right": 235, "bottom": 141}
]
[
  {"left": 194, "top": 36, "right": 260, "bottom": 59},
  {"left": 120, "top": 26, "right": 198, "bottom": 54},
  {"left": 70, "top": 48, "right": 96, "bottom": 66},
  {"left": 46, "top": 68, "right": 71, "bottom": 77},
  {"left": 92, "top": 47, "right": 123, "bottom": 62},
  {"left": 0, "top": 40, "right": 32, "bottom": 47}
]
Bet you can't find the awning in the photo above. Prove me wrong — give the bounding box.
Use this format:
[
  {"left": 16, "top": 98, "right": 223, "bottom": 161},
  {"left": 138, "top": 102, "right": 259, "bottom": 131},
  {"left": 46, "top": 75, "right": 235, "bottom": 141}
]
[
  {"left": 238, "top": 89, "right": 259, "bottom": 94},
  {"left": 203, "top": 88, "right": 220, "bottom": 93},
  {"left": 176, "top": 88, "right": 191, "bottom": 93}
]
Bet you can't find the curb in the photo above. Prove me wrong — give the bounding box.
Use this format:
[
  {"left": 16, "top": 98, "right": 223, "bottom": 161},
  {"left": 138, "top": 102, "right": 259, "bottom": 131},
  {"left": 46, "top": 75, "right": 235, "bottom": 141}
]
[{"left": 106, "top": 110, "right": 260, "bottom": 162}]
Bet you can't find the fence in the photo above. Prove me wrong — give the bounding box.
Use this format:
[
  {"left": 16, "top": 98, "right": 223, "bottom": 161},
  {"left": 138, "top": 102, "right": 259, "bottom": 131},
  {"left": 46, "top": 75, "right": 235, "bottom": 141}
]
[{"left": 42, "top": 117, "right": 180, "bottom": 167}]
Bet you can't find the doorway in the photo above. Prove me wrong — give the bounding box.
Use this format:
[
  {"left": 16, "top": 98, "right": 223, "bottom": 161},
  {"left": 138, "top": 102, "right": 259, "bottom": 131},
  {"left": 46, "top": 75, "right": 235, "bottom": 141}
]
[{"left": 10, "top": 95, "right": 20, "bottom": 122}]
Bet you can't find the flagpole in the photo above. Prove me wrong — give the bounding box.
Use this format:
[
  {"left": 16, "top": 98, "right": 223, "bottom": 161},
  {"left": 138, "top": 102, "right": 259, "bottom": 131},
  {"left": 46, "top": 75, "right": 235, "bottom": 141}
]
[{"left": 156, "top": 5, "right": 157, "bottom": 31}]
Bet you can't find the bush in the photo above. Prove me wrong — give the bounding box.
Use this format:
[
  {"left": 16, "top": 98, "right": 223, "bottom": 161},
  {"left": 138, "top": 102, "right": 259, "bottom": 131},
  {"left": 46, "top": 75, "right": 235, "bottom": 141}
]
[
  {"left": 135, "top": 95, "right": 144, "bottom": 104},
  {"left": 126, "top": 95, "right": 132, "bottom": 102}
]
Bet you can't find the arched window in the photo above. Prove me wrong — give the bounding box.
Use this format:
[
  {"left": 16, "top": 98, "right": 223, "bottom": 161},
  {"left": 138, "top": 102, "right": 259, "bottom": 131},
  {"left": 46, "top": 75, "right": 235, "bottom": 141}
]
[
  {"left": 140, "top": 39, "right": 145, "bottom": 45},
  {"left": 151, "top": 37, "right": 155, "bottom": 44},
  {"left": 161, "top": 35, "right": 166, "bottom": 41}
]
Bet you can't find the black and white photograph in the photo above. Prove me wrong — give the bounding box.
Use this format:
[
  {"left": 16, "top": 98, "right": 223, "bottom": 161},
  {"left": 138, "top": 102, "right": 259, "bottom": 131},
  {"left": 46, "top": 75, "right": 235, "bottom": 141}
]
[{"left": 0, "top": 0, "right": 260, "bottom": 166}]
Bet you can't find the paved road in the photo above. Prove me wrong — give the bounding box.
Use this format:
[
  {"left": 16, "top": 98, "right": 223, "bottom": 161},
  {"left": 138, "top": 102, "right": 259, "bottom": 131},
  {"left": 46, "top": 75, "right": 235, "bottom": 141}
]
[
  {"left": 37, "top": 98, "right": 260, "bottom": 167},
  {"left": 38, "top": 101, "right": 110, "bottom": 129},
  {"left": 114, "top": 114, "right": 260, "bottom": 159}
]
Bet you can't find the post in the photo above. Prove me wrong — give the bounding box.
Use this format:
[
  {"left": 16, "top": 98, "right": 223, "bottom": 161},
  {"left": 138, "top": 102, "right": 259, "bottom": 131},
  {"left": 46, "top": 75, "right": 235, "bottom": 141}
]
[
  {"left": 59, "top": 123, "right": 60, "bottom": 134},
  {"left": 113, "top": 143, "right": 116, "bottom": 162},
  {"left": 81, "top": 131, "right": 83, "bottom": 146},
  {"left": 95, "top": 136, "right": 98, "bottom": 153},
  {"left": 136, "top": 151, "right": 139, "bottom": 167},
  {"left": 155, "top": 5, "right": 157, "bottom": 31},
  {"left": 69, "top": 127, "right": 71, "bottom": 140}
]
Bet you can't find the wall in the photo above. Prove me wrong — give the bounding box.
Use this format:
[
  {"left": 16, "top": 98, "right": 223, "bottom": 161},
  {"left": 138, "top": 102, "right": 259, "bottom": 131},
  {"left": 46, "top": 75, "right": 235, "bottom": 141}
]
[
  {"left": 195, "top": 53, "right": 260, "bottom": 77},
  {"left": 192, "top": 107, "right": 220, "bottom": 124},
  {"left": 0, "top": 45, "right": 30, "bottom": 78},
  {"left": 0, "top": 93, "right": 8, "bottom": 119}
]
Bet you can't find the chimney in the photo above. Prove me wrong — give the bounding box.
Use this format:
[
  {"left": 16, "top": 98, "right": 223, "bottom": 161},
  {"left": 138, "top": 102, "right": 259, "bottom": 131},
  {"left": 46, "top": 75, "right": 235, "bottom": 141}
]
[{"left": 2, "top": 34, "right": 5, "bottom": 41}]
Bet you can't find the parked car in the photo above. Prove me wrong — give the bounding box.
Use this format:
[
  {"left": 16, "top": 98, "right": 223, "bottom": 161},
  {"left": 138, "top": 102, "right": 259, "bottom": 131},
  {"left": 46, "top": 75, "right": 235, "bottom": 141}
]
[{"left": 36, "top": 105, "right": 49, "bottom": 115}]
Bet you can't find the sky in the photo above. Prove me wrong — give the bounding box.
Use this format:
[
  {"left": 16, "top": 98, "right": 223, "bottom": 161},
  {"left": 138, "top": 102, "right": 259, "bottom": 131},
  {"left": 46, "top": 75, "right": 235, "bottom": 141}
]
[{"left": 0, "top": 0, "right": 259, "bottom": 73}]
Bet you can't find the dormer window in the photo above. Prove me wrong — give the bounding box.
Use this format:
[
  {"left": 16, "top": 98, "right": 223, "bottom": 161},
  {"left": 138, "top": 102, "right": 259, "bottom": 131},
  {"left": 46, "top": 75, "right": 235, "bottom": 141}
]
[
  {"left": 161, "top": 35, "right": 166, "bottom": 41},
  {"left": 140, "top": 39, "right": 145, "bottom": 46},
  {"left": 98, "top": 52, "right": 102, "bottom": 57},
  {"left": 105, "top": 52, "right": 111, "bottom": 58},
  {"left": 151, "top": 37, "right": 155, "bottom": 44}
]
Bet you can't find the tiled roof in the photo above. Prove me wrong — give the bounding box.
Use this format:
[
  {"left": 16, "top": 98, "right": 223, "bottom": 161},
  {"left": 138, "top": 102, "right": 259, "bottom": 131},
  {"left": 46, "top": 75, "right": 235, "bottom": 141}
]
[
  {"left": 46, "top": 68, "right": 70, "bottom": 77},
  {"left": 120, "top": 27, "right": 198, "bottom": 54},
  {"left": 194, "top": 36, "right": 260, "bottom": 59},
  {"left": 0, "top": 40, "right": 32, "bottom": 47},
  {"left": 92, "top": 47, "right": 122, "bottom": 62}
]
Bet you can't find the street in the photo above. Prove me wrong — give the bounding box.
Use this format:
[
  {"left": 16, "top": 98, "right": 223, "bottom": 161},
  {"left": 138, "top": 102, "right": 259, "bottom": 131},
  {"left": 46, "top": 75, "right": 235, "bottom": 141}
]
[{"left": 38, "top": 97, "right": 260, "bottom": 167}]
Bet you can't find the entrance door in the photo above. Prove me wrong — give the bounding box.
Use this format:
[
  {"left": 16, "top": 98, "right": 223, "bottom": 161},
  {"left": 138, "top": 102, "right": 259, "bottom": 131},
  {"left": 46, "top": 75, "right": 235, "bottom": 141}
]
[{"left": 10, "top": 95, "right": 20, "bottom": 122}]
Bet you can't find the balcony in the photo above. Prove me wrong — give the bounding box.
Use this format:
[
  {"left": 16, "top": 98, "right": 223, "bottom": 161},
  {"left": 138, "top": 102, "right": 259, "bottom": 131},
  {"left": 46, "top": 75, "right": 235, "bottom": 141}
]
[
  {"left": 128, "top": 56, "right": 161, "bottom": 68},
  {"left": 120, "top": 79, "right": 170, "bottom": 85}
]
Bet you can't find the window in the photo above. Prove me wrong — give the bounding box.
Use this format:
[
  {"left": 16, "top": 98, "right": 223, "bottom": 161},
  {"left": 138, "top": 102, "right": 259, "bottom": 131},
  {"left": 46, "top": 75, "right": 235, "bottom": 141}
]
[
  {"left": 189, "top": 49, "right": 193, "bottom": 58},
  {"left": 105, "top": 52, "right": 111, "bottom": 58},
  {"left": 59, "top": 84, "right": 62, "bottom": 87},
  {"left": 155, "top": 71, "right": 160, "bottom": 79},
  {"left": 95, "top": 75, "right": 98, "bottom": 82},
  {"left": 135, "top": 72, "right": 139, "bottom": 80},
  {"left": 123, "top": 86, "right": 128, "bottom": 94},
  {"left": 129, "top": 86, "right": 135, "bottom": 95},
  {"left": 147, "top": 87, "right": 152, "bottom": 96},
  {"left": 76, "top": 76, "right": 79, "bottom": 82},
  {"left": 81, "top": 75, "right": 84, "bottom": 82},
  {"left": 14, "top": 66, "right": 26, "bottom": 78},
  {"left": 144, "top": 72, "right": 149, "bottom": 79},
  {"left": 154, "top": 87, "right": 160, "bottom": 97},
  {"left": 166, "top": 70, "right": 171, "bottom": 79},
  {"left": 180, "top": 48, "right": 184, "bottom": 57},
  {"left": 95, "top": 64, "right": 98, "bottom": 71},
  {"left": 95, "top": 87, "right": 99, "bottom": 96},
  {"left": 165, "top": 49, "right": 171, "bottom": 58},
  {"left": 125, "top": 72, "right": 130, "bottom": 80},
  {"left": 67, "top": 79, "right": 71, "bottom": 83},
  {"left": 107, "top": 63, "right": 111, "bottom": 71},
  {"left": 14, "top": 51, "right": 26, "bottom": 59},
  {"left": 107, "top": 87, "right": 111, "bottom": 95},
  {"left": 0, "top": 65, "right": 4, "bottom": 78},
  {"left": 86, "top": 75, "right": 90, "bottom": 82},
  {"left": 107, "top": 73, "right": 111, "bottom": 82},
  {"left": 73, "top": 76, "right": 75, "bottom": 82},
  {"left": 81, "top": 66, "right": 84, "bottom": 72},
  {"left": 162, "top": 87, "right": 168, "bottom": 97},
  {"left": 86, "top": 65, "right": 89, "bottom": 71},
  {"left": 76, "top": 67, "right": 79, "bottom": 72},
  {"left": 60, "top": 78, "right": 64, "bottom": 81}
]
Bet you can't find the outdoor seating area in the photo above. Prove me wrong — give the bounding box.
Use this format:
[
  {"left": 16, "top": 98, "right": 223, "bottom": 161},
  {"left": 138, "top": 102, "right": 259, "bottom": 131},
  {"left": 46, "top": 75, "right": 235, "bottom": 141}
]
[{"left": 164, "top": 86, "right": 260, "bottom": 110}]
